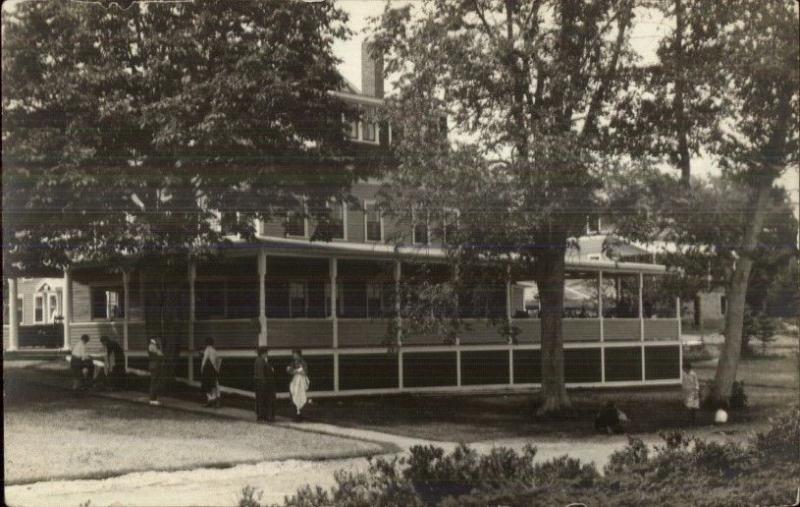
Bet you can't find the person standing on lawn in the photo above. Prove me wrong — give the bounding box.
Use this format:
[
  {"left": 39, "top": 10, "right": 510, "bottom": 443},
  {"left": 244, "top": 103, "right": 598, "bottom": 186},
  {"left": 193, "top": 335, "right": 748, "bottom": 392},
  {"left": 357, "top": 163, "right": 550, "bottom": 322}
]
[
  {"left": 287, "top": 349, "right": 310, "bottom": 422},
  {"left": 71, "top": 334, "right": 94, "bottom": 392},
  {"left": 148, "top": 337, "right": 165, "bottom": 405},
  {"left": 200, "top": 337, "right": 221, "bottom": 408},
  {"left": 100, "top": 336, "right": 126, "bottom": 391},
  {"left": 253, "top": 346, "right": 276, "bottom": 422},
  {"left": 682, "top": 360, "right": 700, "bottom": 424}
]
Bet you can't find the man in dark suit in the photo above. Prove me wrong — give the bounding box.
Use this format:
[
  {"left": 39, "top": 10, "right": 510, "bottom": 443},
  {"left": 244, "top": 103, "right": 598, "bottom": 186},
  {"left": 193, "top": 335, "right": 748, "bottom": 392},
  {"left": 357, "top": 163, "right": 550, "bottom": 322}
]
[
  {"left": 100, "top": 335, "right": 126, "bottom": 390},
  {"left": 254, "top": 346, "right": 276, "bottom": 422}
]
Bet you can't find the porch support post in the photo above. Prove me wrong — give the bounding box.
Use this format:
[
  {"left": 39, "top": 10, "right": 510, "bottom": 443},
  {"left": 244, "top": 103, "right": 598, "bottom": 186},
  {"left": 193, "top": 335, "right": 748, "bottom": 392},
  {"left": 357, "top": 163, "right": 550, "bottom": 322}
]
[
  {"left": 8, "top": 278, "right": 19, "bottom": 351},
  {"left": 330, "top": 257, "right": 338, "bottom": 392},
  {"left": 188, "top": 261, "right": 196, "bottom": 382},
  {"left": 676, "top": 296, "right": 682, "bottom": 338},
  {"left": 394, "top": 260, "right": 402, "bottom": 347},
  {"left": 599, "top": 271, "right": 605, "bottom": 383},
  {"left": 394, "top": 260, "right": 403, "bottom": 390},
  {"left": 639, "top": 272, "right": 644, "bottom": 341},
  {"left": 122, "top": 271, "right": 130, "bottom": 353},
  {"left": 639, "top": 272, "right": 645, "bottom": 383},
  {"left": 62, "top": 269, "right": 71, "bottom": 351},
  {"left": 258, "top": 250, "right": 267, "bottom": 347}
]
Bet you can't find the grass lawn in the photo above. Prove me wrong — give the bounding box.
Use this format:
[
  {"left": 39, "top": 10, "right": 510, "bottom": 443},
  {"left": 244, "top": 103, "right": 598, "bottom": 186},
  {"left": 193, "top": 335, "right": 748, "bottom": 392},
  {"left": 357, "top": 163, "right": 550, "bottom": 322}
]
[
  {"left": 2, "top": 366, "right": 384, "bottom": 485},
  {"left": 289, "top": 349, "right": 799, "bottom": 443}
]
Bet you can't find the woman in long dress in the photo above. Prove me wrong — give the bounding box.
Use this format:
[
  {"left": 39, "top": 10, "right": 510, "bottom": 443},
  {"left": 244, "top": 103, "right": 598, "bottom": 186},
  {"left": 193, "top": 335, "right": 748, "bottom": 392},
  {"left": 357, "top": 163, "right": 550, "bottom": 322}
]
[
  {"left": 287, "top": 349, "right": 310, "bottom": 421},
  {"left": 682, "top": 360, "right": 700, "bottom": 424},
  {"left": 200, "top": 337, "right": 221, "bottom": 408}
]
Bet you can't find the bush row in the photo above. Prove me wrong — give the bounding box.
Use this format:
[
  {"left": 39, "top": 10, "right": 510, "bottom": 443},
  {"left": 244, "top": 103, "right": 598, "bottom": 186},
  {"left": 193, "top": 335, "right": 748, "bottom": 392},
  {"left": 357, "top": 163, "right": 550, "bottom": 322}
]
[{"left": 240, "top": 406, "right": 800, "bottom": 507}]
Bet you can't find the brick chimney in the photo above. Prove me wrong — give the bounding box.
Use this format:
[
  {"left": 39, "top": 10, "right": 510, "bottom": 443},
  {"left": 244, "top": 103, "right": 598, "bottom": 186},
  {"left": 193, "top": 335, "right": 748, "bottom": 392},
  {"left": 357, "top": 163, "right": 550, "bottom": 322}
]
[{"left": 361, "top": 39, "right": 384, "bottom": 98}]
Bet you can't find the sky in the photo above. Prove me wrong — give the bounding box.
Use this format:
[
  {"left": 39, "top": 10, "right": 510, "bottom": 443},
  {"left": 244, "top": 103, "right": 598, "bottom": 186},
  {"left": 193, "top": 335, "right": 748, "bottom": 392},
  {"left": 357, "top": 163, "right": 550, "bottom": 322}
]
[{"left": 335, "top": 1, "right": 799, "bottom": 215}]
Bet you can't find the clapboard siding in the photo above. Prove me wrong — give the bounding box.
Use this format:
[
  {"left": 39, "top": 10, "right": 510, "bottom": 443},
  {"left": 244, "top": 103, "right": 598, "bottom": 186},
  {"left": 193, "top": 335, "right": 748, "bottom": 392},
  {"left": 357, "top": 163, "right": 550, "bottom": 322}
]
[
  {"left": 515, "top": 319, "right": 542, "bottom": 343},
  {"left": 261, "top": 218, "right": 285, "bottom": 237},
  {"left": 346, "top": 206, "right": 365, "bottom": 243},
  {"left": 644, "top": 319, "right": 679, "bottom": 341},
  {"left": 71, "top": 281, "right": 92, "bottom": 323},
  {"left": 69, "top": 322, "right": 124, "bottom": 355},
  {"left": 459, "top": 320, "right": 507, "bottom": 344},
  {"left": 195, "top": 320, "right": 258, "bottom": 349},
  {"left": 563, "top": 319, "right": 601, "bottom": 342},
  {"left": 128, "top": 322, "right": 148, "bottom": 350},
  {"left": 267, "top": 319, "right": 333, "bottom": 348},
  {"left": 604, "top": 319, "right": 641, "bottom": 341},
  {"left": 338, "top": 319, "right": 391, "bottom": 347},
  {"left": 22, "top": 294, "right": 33, "bottom": 325}
]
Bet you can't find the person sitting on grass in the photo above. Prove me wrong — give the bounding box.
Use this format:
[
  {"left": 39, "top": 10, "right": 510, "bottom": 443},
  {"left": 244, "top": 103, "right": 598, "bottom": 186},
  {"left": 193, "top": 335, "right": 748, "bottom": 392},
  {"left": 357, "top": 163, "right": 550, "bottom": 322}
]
[
  {"left": 594, "top": 401, "right": 628, "bottom": 435},
  {"left": 71, "top": 334, "right": 94, "bottom": 392},
  {"left": 682, "top": 360, "right": 700, "bottom": 424}
]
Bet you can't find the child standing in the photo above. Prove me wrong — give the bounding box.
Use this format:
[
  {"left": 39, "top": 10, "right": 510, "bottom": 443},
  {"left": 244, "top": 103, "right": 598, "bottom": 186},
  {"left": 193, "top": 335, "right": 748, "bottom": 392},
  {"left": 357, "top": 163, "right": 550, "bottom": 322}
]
[{"left": 682, "top": 360, "right": 700, "bottom": 424}]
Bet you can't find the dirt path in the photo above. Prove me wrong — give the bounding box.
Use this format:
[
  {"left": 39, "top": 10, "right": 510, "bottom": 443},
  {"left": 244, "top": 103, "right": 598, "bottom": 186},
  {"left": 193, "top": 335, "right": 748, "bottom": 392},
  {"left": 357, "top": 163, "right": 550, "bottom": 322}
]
[{"left": 6, "top": 429, "right": 739, "bottom": 507}]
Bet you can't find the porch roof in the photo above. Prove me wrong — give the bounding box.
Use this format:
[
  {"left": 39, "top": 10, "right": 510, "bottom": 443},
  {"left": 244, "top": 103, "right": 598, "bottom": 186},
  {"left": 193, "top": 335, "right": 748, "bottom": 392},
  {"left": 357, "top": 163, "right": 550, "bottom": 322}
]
[{"left": 227, "top": 235, "right": 668, "bottom": 275}]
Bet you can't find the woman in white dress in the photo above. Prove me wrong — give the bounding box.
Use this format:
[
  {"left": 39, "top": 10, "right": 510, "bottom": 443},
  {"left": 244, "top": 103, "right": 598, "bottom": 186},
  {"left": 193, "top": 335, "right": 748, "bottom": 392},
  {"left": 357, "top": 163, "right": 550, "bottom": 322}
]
[
  {"left": 200, "top": 337, "right": 221, "bottom": 408},
  {"left": 287, "top": 349, "right": 310, "bottom": 421}
]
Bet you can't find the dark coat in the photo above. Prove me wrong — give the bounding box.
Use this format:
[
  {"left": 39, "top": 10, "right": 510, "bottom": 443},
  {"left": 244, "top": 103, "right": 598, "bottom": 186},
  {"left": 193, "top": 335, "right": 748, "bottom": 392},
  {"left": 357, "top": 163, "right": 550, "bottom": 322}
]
[{"left": 254, "top": 356, "right": 276, "bottom": 390}]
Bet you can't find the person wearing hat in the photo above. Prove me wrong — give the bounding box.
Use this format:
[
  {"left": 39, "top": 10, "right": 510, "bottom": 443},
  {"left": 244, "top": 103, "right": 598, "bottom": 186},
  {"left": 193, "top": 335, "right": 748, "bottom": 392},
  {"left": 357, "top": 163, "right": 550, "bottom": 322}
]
[
  {"left": 253, "top": 346, "right": 276, "bottom": 422},
  {"left": 148, "top": 337, "right": 165, "bottom": 405}
]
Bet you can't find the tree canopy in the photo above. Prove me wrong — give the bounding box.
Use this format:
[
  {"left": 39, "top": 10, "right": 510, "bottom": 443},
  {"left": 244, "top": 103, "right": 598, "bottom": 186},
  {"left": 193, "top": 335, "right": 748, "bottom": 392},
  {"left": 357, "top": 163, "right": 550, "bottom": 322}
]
[{"left": 2, "top": 0, "right": 362, "bottom": 275}]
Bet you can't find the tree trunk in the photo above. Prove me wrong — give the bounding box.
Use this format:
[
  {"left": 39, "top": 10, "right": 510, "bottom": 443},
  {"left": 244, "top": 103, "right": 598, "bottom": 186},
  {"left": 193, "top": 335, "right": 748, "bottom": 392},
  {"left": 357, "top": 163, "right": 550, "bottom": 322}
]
[
  {"left": 673, "top": 0, "right": 691, "bottom": 185},
  {"left": 536, "top": 248, "right": 571, "bottom": 415},
  {"left": 710, "top": 182, "right": 771, "bottom": 405}
]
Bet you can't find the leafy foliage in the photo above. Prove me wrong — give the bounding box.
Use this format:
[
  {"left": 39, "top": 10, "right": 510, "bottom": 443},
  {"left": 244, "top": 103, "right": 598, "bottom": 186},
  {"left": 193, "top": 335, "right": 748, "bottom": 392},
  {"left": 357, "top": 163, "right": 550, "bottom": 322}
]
[
  {"left": 239, "top": 407, "right": 800, "bottom": 506},
  {"left": 2, "top": 0, "right": 363, "bottom": 275}
]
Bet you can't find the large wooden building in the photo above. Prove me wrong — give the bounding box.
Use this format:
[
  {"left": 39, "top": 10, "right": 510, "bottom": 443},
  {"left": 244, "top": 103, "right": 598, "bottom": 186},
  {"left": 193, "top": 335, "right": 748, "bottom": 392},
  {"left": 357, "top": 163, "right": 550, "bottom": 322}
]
[{"left": 2, "top": 42, "right": 683, "bottom": 397}]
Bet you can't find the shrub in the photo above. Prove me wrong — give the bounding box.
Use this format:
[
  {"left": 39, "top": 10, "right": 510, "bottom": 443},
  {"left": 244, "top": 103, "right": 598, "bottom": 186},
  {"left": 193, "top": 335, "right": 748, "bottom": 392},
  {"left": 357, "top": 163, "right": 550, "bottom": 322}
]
[
  {"left": 729, "top": 381, "right": 747, "bottom": 410},
  {"left": 239, "top": 408, "right": 800, "bottom": 507},
  {"left": 751, "top": 406, "right": 800, "bottom": 465}
]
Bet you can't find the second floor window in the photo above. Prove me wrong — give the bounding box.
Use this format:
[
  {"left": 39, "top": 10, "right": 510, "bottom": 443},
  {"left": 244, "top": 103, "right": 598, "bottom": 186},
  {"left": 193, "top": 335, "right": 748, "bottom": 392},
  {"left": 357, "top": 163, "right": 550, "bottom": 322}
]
[
  {"left": 413, "top": 208, "right": 429, "bottom": 245},
  {"left": 327, "top": 202, "right": 345, "bottom": 240},
  {"left": 365, "top": 202, "right": 382, "bottom": 242},
  {"left": 285, "top": 209, "right": 306, "bottom": 237}
]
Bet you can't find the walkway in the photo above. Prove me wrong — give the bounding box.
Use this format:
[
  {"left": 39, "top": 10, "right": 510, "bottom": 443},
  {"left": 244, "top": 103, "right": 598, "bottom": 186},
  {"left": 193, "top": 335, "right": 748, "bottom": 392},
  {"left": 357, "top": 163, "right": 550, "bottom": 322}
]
[{"left": 4, "top": 363, "right": 737, "bottom": 507}]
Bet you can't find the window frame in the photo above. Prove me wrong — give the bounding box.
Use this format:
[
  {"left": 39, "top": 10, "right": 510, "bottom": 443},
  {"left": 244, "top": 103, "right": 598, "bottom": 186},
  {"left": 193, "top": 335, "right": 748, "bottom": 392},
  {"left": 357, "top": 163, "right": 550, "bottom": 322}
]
[
  {"left": 412, "top": 207, "right": 430, "bottom": 245},
  {"left": 325, "top": 200, "right": 347, "bottom": 241},
  {"left": 89, "top": 285, "right": 125, "bottom": 321},
  {"left": 285, "top": 201, "right": 308, "bottom": 238},
  {"left": 34, "top": 294, "right": 45, "bottom": 324},
  {"left": 364, "top": 200, "right": 384, "bottom": 243}
]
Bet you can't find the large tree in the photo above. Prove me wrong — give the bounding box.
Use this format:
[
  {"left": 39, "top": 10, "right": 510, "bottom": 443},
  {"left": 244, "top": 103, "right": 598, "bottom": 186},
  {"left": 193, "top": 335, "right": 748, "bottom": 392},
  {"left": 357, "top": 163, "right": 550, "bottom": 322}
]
[
  {"left": 706, "top": 0, "right": 798, "bottom": 405},
  {"left": 372, "top": 0, "right": 641, "bottom": 414},
  {"left": 612, "top": 0, "right": 798, "bottom": 405},
  {"left": 2, "top": 0, "right": 365, "bottom": 361},
  {"left": 3, "top": 0, "right": 362, "bottom": 272}
]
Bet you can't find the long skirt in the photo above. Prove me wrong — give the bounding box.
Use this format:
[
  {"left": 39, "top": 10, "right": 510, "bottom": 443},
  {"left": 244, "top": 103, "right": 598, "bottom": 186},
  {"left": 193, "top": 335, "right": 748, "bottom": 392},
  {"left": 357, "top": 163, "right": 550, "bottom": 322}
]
[
  {"left": 200, "top": 362, "right": 219, "bottom": 395},
  {"left": 289, "top": 374, "right": 309, "bottom": 414}
]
